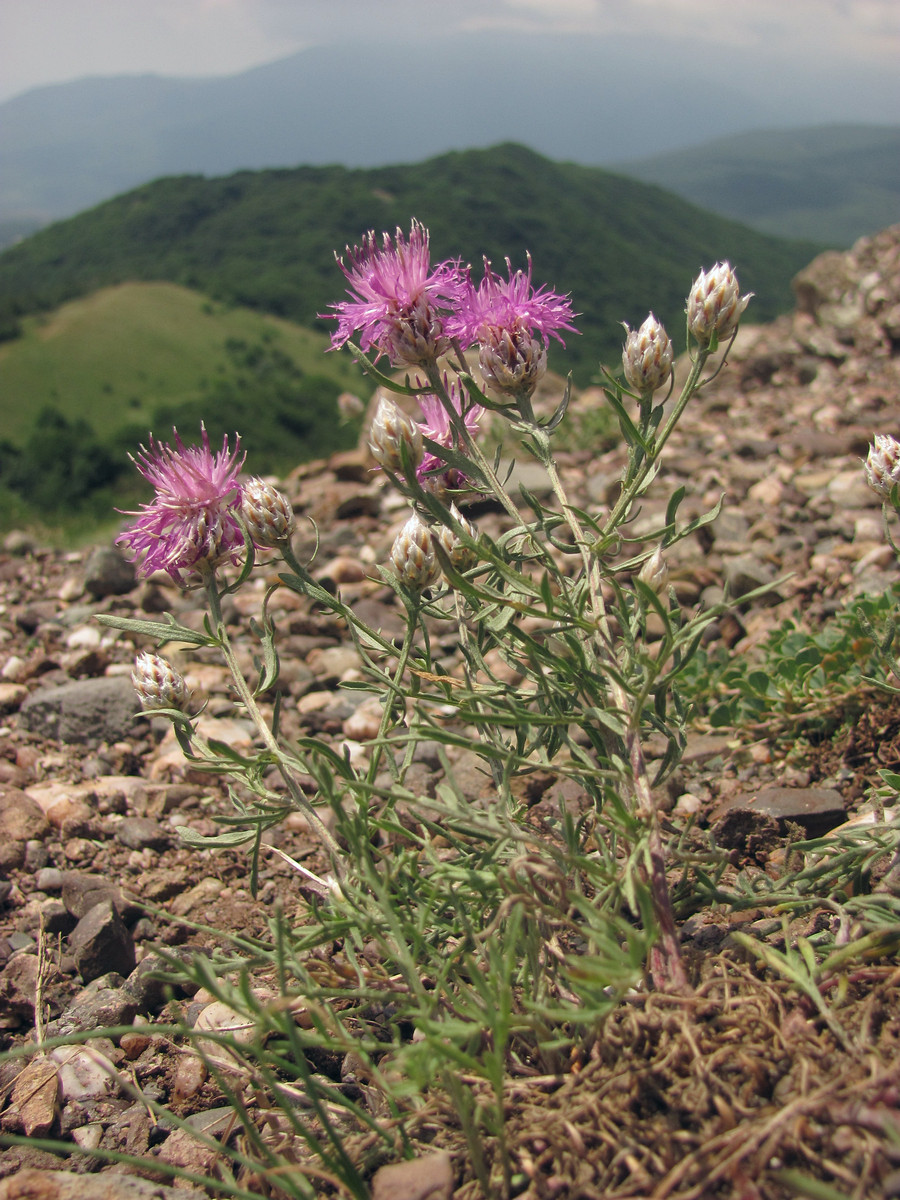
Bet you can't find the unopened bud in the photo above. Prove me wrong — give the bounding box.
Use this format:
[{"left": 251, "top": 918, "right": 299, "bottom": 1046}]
[
  {"left": 865, "top": 434, "right": 900, "bottom": 500},
  {"left": 389, "top": 513, "right": 441, "bottom": 592},
  {"left": 369, "top": 396, "right": 424, "bottom": 475},
  {"left": 622, "top": 314, "right": 673, "bottom": 394},
  {"left": 638, "top": 546, "right": 668, "bottom": 594},
  {"left": 480, "top": 326, "right": 547, "bottom": 396},
  {"left": 132, "top": 652, "right": 191, "bottom": 712},
  {"left": 241, "top": 478, "right": 295, "bottom": 547},
  {"left": 436, "top": 505, "right": 479, "bottom": 574},
  {"left": 687, "top": 262, "right": 752, "bottom": 346}
]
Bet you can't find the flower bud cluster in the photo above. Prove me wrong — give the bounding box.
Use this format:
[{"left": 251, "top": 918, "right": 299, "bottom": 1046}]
[
  {"left": 390, "top": 513, "right": 442, "bottom": 592},
  {"left": 622, "top": 315, "right": 673, "bottom": 394},
  {"left": 865, "top": 434, "right": 900, "bottom": 501},
  {"left": 687, "top": 263, "right": 752, "bottom": 346},
  {"left": 369, "top": 396, "right": 424, "bottom": 476},
  {"left": 132, "top": 652, "right": 191, "bottom": 713},
  {"left": 241, "top": 478, "right": 295, "bottom": 547}
]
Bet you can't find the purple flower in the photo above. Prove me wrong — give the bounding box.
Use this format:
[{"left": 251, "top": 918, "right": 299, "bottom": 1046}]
[
  {"left": 417, "top": 383, "right": 483, "bottom": 486},
  {"left": 447, "top": 256, "right": 577, "bottom": 348},
  {"left": 446, "top": 256, "right": 577, "bottom": 394},
  {"left": 117, "top": 426, "right": 245, "bottom": 586},
  {"left": 325, "top": 221, "right": 466, "bottom": 366}
]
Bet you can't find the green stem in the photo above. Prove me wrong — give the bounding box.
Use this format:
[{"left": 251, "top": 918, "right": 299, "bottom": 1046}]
[
  {"left": 532, "top": 425, "right": 690, "bottom": 992},
  {"left": 201, "top": 564, "right": 345, "bottom": 875}
]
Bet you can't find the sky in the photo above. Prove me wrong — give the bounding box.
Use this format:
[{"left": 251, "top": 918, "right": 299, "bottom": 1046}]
[{"left": 2, "top": 0, "right": 900, "bottom": 111}]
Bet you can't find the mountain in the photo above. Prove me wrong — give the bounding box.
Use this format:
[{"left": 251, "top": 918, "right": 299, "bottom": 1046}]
[
  {"left": 0, "top": 143, "right": 821, "bottom": 385},
  {"left": 615, "top": 125, "right": 900, "bottom": 246},
  {"left": 1, "top": 30, "right": 897, "bottom": 239}
]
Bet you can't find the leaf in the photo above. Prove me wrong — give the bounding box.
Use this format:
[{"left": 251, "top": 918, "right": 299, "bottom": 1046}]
[
  {"left": 95, "top": 611, "right": 214, "bottom": 646},
  {"left": 175, "top": 825, "right": 257, "bottom": 848}
]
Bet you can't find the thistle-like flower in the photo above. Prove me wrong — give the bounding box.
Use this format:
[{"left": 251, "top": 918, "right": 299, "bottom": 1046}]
[
  {"left": 417, "top": 382, "right": 483, "bottom": 487},
  {"left": 622, "top": 314, "right": 673, "bottom": 395},
  {"left": 325, "top": 221, "right": 466, "bottom": 366},
  {"left": 117, "top": 427, "right": 245, "bottom": 586},
  {"left": 865, "top": 434, "right": 900, "bottom": 500},
  {"left": 369, "top": 395, "right": 424, "bottom": 476},
  {"left": 241, "top": 478, "right": 295, "bottom": 547},
  {"left": 436, "top": 504, "right": 479, "bottom": 574},
  {"left": 132, "top": 652, "right": 191, "bottom": 713},
  {"left": 686, "top": 262, "right": 752, "bottom": 346},
  {"left": 389, "top": 513, "right": 441, "bottom": 592},
  {"left": 448, "top": 256, "right": 578, "bottom": 396}
]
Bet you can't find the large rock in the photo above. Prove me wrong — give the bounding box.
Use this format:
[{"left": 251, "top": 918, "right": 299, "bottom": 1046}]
[{"left": 18, "top": 675, "right": 145, "bottom": 744}]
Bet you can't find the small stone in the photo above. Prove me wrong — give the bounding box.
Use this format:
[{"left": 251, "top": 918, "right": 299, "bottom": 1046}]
[
  {"left": 0, "top": 953, "right": 39, "bottom": 1022},
  {"left": 114, "top": 816, "right": 172, "bottom": 851},
  {"left": 9, "top": 1055, "right": 58, "bottom": 1137},
  {"left": 118, "top": 1033, "right": 151, "bottom": 1061},
  {"left": 0, "top": 683, "right": 28, "bottom": 714},
  {"left": 172, "top": 1052, "right": 208, "bottom": 1101},
  {"left": 71, "top": 1122, "right": 103, "bottom": 1150},
  {"left": 0, "top": 785, "right": 50, "bottom": 842},
  {"left": 50, "top": 1045, "right": 120, "bottom": 1102},
  {"left": 67, "top": 900, "right": 136, "bottom": 983},
  {"left": 83, "top": 546, "right": 137, "bottom": 598},
  {"left": 371, "top": 1151, "right": 454, "bottom": 1200}
]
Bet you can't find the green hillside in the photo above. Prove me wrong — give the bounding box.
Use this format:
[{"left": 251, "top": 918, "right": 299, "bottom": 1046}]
[
  {"left": 0, "top": 281, "right": 361, "bottom": 445},
  {"left": 0, "top": 143, "right": 821, "bottom": 386},
  {"left": 0, "top": 282, "right": 366, "bottom": 533}
]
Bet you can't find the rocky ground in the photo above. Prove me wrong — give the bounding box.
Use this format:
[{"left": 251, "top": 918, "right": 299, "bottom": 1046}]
[{"left": 1, "top": 227, "right": 900, "bottom": 1198}]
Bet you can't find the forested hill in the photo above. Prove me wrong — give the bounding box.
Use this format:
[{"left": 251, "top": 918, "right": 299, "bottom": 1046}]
[{"left": 0, "top": 143, "right": 819, "bottom": 382}]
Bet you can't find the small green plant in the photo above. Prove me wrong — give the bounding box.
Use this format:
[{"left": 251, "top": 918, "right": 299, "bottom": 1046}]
[{"left": 678, "top": 587, "right": 900, "bottom": 736}]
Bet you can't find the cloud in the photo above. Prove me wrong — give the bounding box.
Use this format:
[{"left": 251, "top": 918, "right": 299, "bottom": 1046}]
[{"left": 1, "top": 0, "right": 898, "bottom": 105}]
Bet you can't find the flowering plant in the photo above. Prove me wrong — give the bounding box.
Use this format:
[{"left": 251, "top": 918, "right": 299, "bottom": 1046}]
[{"left": 96, "top": 227, "right": 757, "bottom": 1194}]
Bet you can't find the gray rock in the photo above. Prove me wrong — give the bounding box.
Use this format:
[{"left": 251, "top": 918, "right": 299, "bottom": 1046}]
[
  {"left": 18, "top": 675, "right": 146, "bottom": 744},
  {"left": 47, "top": 982, "right": 137, "bottom": 1038},
  {"left": 83, "top": 546, "right": 137, "bottom": 598},
  {"left": 61, "top": 872, "right": 140, "bottom": 921},
  {"left": 114, "top": 816, "right": 173, "bottom": 851},
  {"left": 68, "top": 900, "right": 136, "bottom": 983},
  {"left": 715, "top": 786, "right": 845, "bottom": 837}
]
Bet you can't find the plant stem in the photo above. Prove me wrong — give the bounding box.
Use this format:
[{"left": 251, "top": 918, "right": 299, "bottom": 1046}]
[{"left": 201, "top": 564, "right": 345, "bottom": 876}]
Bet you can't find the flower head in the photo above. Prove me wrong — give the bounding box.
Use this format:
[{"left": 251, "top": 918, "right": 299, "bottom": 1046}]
[
  {"left": 686, "top": 263, "right": 752, "bottom": 346},
  {"left": 325, "top": 221, "right": 465, "bottom": 366},
  {"left": 369, "top": 395, "right": 424, "bottom": 476},
  {"left": 417, "top": 382, "right": 483, "bottom": 488},
  {"left": 865, "top": 434, "right": 900, "bottom": 501},
  {"left": 390, "top": 513, "right": 441, "bottom": 593},
  {"left": 117, "top": 426, "right": 245, "bottom": 586},
  {"left": 132, "top": 652, "right": 192, "bottom": 713},
  {"left": 622, "top": 314, "right": 673, "bottom": 395},
  {"left": 447, "top": 256, "right": 578, "bottom": 395},
  {"left": 241, "top": 478, "right": 295, "bottom": 547},
  {"left": 436, "top": 504, "right": 479, "bottom": 575}
]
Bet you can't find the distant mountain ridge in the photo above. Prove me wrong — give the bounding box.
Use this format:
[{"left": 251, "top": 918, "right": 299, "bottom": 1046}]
[
  {"left": 1, "top": 31, "right": 897, "bottom": 244},
  {"left": 616, "top": 125, "right": 900, "bottom": 246},
  {"left": 0, "top": 143, "right": 820, "bottom": 385}
]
